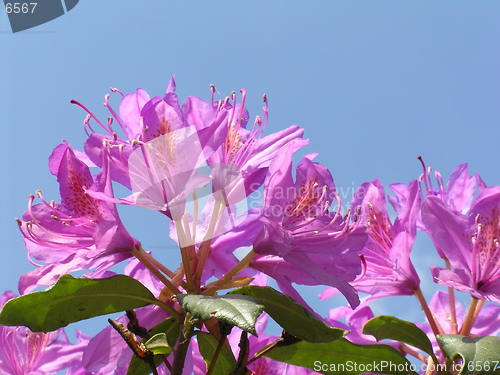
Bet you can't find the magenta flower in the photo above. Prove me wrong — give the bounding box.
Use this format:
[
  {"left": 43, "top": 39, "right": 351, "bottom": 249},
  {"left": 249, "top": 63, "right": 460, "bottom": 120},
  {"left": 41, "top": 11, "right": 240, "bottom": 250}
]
[
  {"left": 405, "top": 162, "right": 479, "bottom": 260},
  {"left": 418, "top": 161, "right": 478, "bottom": 215},
  {"left": 321, "top": 179, "right": 420, "bottom": 301},
  {"left": 82, "top": 78, "right": 307, "bottom": 222},
  {"left": 80, "top": 77, "right": 230, "bottom": 218},
  {"left": 0, "top": 291, "right": 88, "bottom": 375},
  {"left": 422, "top": 185, "right": 500, "bottom": 302},
  {"left": 189, "top": 90, "right": 308, "bottom": 205},
  {"left": 17, "top": 142, "right": 136, "bottom": 294},
  {"left": 251, "top": 145, "right": 367, "bottom": 308}
]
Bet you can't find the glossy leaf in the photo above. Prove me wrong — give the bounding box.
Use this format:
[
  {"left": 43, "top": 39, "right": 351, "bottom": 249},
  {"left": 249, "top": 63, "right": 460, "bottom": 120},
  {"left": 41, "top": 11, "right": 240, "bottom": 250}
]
[
  {"left": 127, "top": 317, "right": 180, "bottom": 375},
  {"left": 177, "top": 294, "right": 264, "bottom": 335},
  {"left": 145, "top": 333, "right": 172, "bottom": 355},
  {"left": 0, "top": 275, "right": 159, "bottom": 332},
  {"left": 230, "top": 286, "right": 345, "bottom": 343},
  {"left": 437, "top": 334, "right": 500, "bottom": 375},
  {"left": 197, "top": 331, "right": 237, "bottom": 375},
  {"left": 363, "top": 315, "right": 436, "bottom": 359},
  {"left": 264, "top": 338, "right": 414, "bottom": 375}
]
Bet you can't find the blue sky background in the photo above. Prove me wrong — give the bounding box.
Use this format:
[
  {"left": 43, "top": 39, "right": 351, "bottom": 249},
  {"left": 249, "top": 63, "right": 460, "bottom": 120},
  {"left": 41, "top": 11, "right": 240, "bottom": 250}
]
[{"left": 1, "top": 1, "right": 500, "bottom": 343}]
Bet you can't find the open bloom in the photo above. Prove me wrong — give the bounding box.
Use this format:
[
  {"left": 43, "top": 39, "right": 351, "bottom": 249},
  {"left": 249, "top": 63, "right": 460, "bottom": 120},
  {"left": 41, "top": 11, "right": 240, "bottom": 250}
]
[
  {"left": 422, "top": 185, "right": 500, "bottom": 302},
  {"left": 251, "top": 144, "right": 367, "bottom": 308},
  {"left": 418, "top": 161, "right": 479, "bottom": 215},
  {"left": 194, "top": 90, "right": 308, "bottom": 205},
  {"left": 0, "top": 291, "right": 88, "bottom": 375},
  {"left": 80, "top": 77, "right": 228, "bottom": 219},
  {"left": 321, "top": 179, "right": 420, "bottom": 301},
  {"left": 80, "top": 77, "right": 307, "bottom": 232},
  {"left": 17, "top": 142, "right": 136, "bottom": 294},
  {"left": 407, "top": 161, "right": 479, "bottom": 260}
]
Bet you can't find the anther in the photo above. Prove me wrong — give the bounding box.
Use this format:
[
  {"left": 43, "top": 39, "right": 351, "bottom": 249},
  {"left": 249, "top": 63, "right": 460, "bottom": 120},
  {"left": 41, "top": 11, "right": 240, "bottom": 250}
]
[{"left": 110, "top": 87, "right": 124, "bottom": 96}]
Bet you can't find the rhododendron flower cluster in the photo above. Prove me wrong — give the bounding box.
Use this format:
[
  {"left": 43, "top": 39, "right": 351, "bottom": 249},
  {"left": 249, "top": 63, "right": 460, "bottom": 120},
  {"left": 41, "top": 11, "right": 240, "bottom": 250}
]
[{"left": 2, "top": 77, "right": 500, "bottom": 375}]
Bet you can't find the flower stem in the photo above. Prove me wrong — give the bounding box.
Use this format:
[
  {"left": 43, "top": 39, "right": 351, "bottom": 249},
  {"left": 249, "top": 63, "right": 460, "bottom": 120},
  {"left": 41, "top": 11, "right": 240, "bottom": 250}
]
[
  {"left": 399, "top": 343, "right": 428, "bottom": 363},
  {"left": 414, "top": 287, "right": 443, "bottom": 337},
  {"left": 472, "top": 298, "right": 485, "bottom": 323},
  {"left": 138, "top": 245, "right": 175, "bottom": 278},
  {"left": 194, "top": 200, "right": 224, "bottom": 290},
  {"left": 203, "top": 249, "right": 257, "bottom": 296},
  {"left": 174, "top": 220, "right": 196, "bottom": 293},
  {"left": 460, "top": 296, "right": 481, "bottom": 336},
  {"left": 131, "top": 246, "right": 181, "bottom": 296},
  {"left": 444, "top": 259, "right": 459, "bottom": 334}
]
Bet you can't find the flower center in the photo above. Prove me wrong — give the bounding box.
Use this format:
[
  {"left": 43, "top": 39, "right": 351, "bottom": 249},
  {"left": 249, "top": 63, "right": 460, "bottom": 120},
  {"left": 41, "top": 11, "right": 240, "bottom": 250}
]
[
  {"left": 0, "top": 326, "right": 49, "bottom": 374},
  {"left": 472, "top": 210, "right": 500, "bottom": 286}
]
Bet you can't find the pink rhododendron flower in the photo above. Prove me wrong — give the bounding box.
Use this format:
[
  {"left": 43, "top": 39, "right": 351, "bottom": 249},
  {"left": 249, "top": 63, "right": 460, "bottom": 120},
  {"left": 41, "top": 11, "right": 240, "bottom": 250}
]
[
  {"left": 196, "top": 90, "right": 308, "bottom": 205},
  {"left": 418, "top": 162, "right": 479, "bottom": 215},
  {"left": 252, "top": 144, "right": 367, "bottom": 308},
  {"left": 82, "top": 77, "right": 307, "bottom": 221},
  {"left": 81, "top": 77, "right": 228, "bottom": 192},
  {"left": 328, "top": 179, "right": 421, "bottom": 300},
  {"left": 409, "top": 161, "right": 480, "bottom": 259},
  {"left": 17, "top": 142, "right": 136, "bottom": 294},
  {"left": 0, "top": 291, "right": 89, "bottom": 375},
  {"left": 423, "top": 185, "right": 500, "bottom": 302}
]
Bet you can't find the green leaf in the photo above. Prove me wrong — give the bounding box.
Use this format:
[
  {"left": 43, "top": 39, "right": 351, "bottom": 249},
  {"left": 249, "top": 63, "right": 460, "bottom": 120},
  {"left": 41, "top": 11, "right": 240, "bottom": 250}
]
[
  {"left": 176, "top": 294, "right": 264, "bottom": 335},
  {"left": 196, "top": 331, "right": 237, "bottom": 375},
  {"left": 363, "top": 315, "right": 436, "bottom": 358},
  {"left": 264, "top": 338, "right": 414, "bottom": 375},
  {"left": 127, "top": 317, "right": 180, "bottom": 375},
  {"left": 229, "top": 286, "right": 346, "bottom": 343},
  {"left": 437, "top": 334, "right": 500, "bottom": 375},
  {"left": 145, "top": 333, "right": 172, "bottom": 355},
  {"left": 0, "top": 275, "right": 159, "bottom": 332}
]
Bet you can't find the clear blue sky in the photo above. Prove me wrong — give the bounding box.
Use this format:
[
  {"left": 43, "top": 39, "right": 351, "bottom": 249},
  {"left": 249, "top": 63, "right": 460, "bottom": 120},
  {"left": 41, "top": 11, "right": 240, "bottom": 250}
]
[{"left": 1, "top": 1, "right": 500, "bottom": 339}]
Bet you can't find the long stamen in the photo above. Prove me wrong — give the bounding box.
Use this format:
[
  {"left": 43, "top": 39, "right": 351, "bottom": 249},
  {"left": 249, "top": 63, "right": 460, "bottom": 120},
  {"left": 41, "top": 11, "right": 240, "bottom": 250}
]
[
  {"left": 418, "top": 156, "right": 433, "bottom": 196},
  {"left": 110, "top": 87, "right": 124, "bottom": 96},
  {"left": 104, "top": 93, "right": 128, "bottom": 135},
  {"left": 471, "top": 215, "right": 481, "bottom": 282},
  {"left": 71, "top": 99, "right": 112, "bottom": 135},
  {"left": 83, "top": 114, "right": 95, "bottom": 136},
  {"left": 231, "top": 94, "right": 267, "bottom": 169},
  {"left": 210, "top": 84, "right": 216, "bottom": 107},
  {"left": 366, "top": 203, "right": 393, "bottom": 252},
  {"left": 435, "top": 170, "right": 445, "bottom": 199}
]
